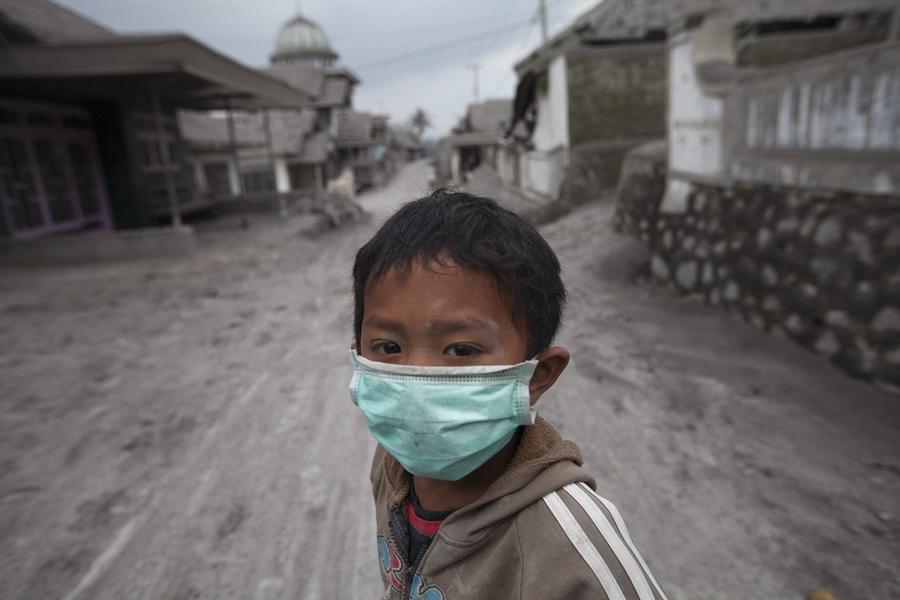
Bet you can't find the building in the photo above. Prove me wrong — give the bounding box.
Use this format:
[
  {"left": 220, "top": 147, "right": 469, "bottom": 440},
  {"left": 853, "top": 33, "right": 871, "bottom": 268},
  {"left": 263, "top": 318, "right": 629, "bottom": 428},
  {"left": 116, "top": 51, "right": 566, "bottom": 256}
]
[
  {"left": 657, "top": 0, "right": 900, "bottom": 201},
  {"left": 438, "top": 99, "right": 512, "bottom": 184},
  {"left": 611, "top": 0, "right": 900, "bottom": 390},
  {"left": 0, "top": 0, "right": 309, "bottom": 240},
  {"left": 502, "top": 2, "right": 667, "bottom": 205},
  {"left": 388, "top": 126, "right": 424, "bottom": 162},
  {"left": 180, "top": 10, "right": 400, "bottom": 204}
]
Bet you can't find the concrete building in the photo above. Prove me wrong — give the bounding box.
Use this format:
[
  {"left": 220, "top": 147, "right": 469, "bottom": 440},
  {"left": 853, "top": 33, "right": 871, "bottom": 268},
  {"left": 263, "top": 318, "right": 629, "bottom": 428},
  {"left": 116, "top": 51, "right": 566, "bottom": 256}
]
[
  {"left": 179, "top": 11, "right": 359, "bottom": 206},
  {"left": 656, "top": 0, "right": 900, "bottom": 205},
  {"left": 503, "top": 3, "right": 667, "bottom": 204},
  {"left": 438, "top": 99, "right": 512, "bottom": 184},
  {"left": 180, "top": 10, "right": 400, "bottom": 202},
  {"left": 0, "top": 0, "right": 309, "bottom": 240},
  {"left": 612, "top": 0, "right": 900, "bottom": 391}
]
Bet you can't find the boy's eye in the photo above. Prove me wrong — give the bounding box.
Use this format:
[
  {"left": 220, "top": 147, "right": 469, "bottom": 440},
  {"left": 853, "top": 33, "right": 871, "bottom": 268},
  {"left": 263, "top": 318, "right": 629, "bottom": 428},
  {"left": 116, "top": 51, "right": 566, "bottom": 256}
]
[
  {"left": 445, "top": 343, "right": 481, "bottom": 357},
  {"left": 372, "top": 341, "right": 402, "bottom": 355}
]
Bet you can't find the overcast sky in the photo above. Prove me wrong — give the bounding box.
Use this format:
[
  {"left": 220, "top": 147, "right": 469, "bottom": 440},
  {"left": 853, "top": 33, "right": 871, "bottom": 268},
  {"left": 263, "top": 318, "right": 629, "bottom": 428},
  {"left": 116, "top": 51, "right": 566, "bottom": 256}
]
[{"left": 56, "top": 0, "right": 598, "bottom": 136}]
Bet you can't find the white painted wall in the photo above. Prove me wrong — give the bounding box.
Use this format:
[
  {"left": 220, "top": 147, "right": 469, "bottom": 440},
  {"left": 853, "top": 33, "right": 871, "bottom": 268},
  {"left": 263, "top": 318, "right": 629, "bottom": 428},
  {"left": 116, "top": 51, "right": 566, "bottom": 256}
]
[
  {"left": 668, "top": 32, "right": 725, "bottom": 179},
  {"left": 227, "top": 158, "right": 241, "bottom": 195},
  {"left": 522, "top": 150, "right": 567, "bottom": 198},
  {"left": 520, "top": 54, "right": 571, "bottom": 199},
  {"left": 274, "top": 158, "right": 290, "bottom": 193},
  {"left": 449, "top": 151, "right": 461, "bottom": 184},
  {"left": 532, "top": 55, "right": 570, "bottom": 152}
]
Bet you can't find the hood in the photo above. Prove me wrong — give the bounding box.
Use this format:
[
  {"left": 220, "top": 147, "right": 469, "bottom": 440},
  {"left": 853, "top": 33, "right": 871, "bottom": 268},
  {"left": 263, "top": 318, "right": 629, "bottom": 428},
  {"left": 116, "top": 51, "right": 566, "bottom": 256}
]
[{"left": 380, "top": 415, "right": 592, "bottom": 543}]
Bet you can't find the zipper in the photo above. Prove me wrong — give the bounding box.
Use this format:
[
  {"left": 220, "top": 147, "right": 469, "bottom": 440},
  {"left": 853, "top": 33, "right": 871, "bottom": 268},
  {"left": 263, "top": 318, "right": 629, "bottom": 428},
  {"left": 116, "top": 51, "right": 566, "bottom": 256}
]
[{"left": 402, "top": 542, "right": 432, "bottom": 600}]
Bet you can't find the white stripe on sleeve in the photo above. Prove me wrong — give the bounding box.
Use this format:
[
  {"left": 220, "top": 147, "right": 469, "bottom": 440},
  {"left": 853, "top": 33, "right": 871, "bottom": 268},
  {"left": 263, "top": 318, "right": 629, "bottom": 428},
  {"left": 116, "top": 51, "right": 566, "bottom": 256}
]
[
  {"left": 578, "top": 483, "right": 669, "bottom": 600},
  {"left": 564, "top": 484, "right": 656, "bottom": 600},
  {"left": 543, "top": 491, "right": 627, "bottom": 600}
]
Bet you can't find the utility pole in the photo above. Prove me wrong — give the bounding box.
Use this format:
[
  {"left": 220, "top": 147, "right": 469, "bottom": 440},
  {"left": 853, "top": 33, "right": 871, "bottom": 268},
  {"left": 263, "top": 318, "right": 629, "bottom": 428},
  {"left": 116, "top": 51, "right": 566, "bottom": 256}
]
[
  {"left": 466, "top": 63, "right": 480, "bottom": 103},
  {"left": 539, "top": 0, "right": 548, "bottom": 43}
]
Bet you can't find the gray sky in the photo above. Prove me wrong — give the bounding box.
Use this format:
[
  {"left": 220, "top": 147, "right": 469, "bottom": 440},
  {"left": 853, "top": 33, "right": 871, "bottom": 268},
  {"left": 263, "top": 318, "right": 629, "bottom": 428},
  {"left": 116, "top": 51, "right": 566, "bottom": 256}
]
[{"left": 56, "top": 0, "right": 598, "bottom": 136}]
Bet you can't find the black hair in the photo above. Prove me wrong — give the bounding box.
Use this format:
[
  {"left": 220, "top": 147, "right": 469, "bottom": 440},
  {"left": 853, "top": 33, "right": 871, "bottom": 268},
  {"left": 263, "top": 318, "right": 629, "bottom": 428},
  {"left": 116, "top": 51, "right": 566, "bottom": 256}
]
[{"left": 352, "top": 189, "right": 566, "bottom": 358}]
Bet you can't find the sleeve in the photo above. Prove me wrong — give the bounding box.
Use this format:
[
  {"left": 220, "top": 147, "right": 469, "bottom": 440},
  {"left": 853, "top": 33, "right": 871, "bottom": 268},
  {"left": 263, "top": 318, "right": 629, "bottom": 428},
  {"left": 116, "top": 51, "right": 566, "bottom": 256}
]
[{"left": 519, "top": 482, "right": 668, "bottom": 600}]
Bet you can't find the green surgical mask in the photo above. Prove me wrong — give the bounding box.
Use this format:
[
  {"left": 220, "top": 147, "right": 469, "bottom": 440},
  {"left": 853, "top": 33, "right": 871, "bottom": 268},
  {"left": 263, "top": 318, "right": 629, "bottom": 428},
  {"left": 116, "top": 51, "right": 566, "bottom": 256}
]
[{"left": 349, "top": 350, "right": 538, "bottom": 481}]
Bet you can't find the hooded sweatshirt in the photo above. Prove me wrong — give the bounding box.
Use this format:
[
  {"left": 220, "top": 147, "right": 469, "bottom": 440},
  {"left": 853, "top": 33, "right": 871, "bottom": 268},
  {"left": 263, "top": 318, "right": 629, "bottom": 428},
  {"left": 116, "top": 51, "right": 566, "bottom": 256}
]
[{"left": 370, "top": 416, "right": 668, "bottom": 600}]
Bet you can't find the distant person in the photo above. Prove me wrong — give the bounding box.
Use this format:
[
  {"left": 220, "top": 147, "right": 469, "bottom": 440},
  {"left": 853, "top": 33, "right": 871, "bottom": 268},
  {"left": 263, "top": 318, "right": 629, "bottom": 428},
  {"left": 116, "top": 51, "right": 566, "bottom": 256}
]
[{"left": 348, "top": 189, "right": 668, "bottom": 599}]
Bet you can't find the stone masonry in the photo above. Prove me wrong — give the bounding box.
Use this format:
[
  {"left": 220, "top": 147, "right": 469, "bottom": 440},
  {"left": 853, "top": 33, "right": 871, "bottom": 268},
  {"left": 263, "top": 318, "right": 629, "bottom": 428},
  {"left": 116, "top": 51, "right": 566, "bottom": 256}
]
[{"left": 616, "top": 143, "right": 900, "bottom": 393}]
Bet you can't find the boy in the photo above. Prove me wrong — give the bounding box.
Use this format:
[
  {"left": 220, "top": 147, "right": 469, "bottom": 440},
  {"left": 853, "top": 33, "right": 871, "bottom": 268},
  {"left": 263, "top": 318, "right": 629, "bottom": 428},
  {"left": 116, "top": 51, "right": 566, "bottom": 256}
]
[{"left": 350, "top": 190, "right": 667, "bottom": 600}]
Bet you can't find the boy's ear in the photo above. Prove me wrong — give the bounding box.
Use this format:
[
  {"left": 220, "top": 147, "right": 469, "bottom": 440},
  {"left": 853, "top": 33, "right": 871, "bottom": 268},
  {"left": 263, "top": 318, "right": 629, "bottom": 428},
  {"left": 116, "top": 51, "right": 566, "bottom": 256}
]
[{"left": 528, "top": 346, "right": 570, "bottom": 406}]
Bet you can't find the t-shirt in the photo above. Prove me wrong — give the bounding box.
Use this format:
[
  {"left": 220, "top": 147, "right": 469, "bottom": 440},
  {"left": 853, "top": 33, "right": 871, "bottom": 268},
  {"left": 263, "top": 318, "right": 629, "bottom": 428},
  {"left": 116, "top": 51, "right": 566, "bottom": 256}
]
[{"left": 406, "top": 484, "right": 452, "bottom": 565}]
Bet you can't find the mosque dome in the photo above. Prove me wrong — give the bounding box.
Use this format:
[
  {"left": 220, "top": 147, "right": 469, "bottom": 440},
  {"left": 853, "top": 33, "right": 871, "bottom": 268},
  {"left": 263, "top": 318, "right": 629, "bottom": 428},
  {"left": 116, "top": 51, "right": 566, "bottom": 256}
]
[{"left": 271, "top": 13, "right": 338, "bottom": 67}]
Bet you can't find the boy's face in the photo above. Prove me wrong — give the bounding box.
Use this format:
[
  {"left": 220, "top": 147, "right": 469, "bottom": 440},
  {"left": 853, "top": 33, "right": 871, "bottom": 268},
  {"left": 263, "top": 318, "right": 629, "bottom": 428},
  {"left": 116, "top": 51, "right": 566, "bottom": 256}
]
[{"left": 360, "top": 258, "right": 528, "bottom": 367}]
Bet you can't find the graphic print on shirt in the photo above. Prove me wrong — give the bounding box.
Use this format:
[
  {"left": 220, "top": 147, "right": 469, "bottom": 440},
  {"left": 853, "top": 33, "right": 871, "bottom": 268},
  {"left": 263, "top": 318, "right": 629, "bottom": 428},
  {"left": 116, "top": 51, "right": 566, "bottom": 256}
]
[
  {"left": 377, "top": 535, "right": 407, "bottom": 593},
  {"left": 409, "top": 574, "right": 445, "bottom": 600}
]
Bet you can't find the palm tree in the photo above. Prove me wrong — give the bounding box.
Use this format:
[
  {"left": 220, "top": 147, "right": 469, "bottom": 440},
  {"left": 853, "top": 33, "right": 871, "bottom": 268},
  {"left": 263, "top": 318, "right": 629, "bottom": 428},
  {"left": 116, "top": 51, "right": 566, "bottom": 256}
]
[{"left": 410, "top": 108, "right": 432, "bottom": 139}]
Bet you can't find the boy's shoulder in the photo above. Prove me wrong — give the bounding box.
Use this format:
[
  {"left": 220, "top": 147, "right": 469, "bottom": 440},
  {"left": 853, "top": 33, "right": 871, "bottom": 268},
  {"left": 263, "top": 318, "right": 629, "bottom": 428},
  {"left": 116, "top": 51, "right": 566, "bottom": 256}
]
[{"left": 512, "top": 482, "right": 666, "bottom": 600}]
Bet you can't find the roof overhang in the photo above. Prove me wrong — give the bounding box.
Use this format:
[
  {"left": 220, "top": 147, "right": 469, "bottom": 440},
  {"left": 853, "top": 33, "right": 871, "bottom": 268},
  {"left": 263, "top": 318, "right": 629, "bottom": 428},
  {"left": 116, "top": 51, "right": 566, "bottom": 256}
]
[
  {"left": 0, "top": 34, "right": 313, "bottom": 110},
  {"left": 514, "top": 0, "right": 897, "bottom": 75}
]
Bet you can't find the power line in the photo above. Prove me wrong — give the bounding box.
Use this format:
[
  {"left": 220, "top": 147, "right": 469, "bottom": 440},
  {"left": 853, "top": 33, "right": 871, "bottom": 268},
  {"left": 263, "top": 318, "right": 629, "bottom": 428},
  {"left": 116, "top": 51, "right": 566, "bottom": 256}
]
[
  {"left": 356, "top": 18, "right": 535, "bottom": 71},
  {"left": 486, "top": 18, "right": 540, "bottom": 98}
]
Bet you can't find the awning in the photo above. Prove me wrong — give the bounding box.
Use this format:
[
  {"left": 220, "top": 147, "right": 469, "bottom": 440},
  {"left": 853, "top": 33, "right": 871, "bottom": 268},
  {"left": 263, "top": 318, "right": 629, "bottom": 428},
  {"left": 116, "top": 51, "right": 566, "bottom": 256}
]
[{"left": 0, "top": 33, "right": 313, "bottom": 110}]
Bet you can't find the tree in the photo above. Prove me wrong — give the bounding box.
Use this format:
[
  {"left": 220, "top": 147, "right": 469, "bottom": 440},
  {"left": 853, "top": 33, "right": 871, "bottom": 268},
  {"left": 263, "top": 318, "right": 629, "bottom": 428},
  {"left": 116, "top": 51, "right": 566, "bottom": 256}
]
[{"left": 409, "top": 108, "right": 432, "bottom": 139}]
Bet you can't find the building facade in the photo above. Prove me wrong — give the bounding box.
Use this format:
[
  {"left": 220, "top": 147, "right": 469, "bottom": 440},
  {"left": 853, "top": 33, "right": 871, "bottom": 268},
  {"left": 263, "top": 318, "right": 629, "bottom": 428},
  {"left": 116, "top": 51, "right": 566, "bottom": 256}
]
[{"left": 0, "top": 0, "right": 309, "bottom": 240}]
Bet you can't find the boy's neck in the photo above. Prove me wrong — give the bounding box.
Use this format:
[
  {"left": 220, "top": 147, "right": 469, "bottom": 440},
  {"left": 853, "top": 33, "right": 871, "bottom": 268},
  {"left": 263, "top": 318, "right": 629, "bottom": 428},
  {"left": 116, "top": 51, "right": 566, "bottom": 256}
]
[{"left": 412, "top": 431, "right": 521, "bottom": 513}]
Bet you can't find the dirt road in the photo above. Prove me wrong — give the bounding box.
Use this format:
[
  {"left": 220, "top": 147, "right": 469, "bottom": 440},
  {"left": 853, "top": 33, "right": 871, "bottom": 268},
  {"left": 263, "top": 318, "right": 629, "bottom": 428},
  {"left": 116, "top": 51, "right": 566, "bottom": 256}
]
[{"left": 1, "top": 160, "right": 898, "bottom": 599}]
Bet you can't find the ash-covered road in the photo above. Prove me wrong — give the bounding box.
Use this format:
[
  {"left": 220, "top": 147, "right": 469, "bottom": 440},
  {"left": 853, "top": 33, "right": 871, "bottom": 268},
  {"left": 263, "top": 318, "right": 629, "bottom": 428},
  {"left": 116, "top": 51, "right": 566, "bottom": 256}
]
[{"left": 1, "top": 160, "right": 898, "bottom": 599}]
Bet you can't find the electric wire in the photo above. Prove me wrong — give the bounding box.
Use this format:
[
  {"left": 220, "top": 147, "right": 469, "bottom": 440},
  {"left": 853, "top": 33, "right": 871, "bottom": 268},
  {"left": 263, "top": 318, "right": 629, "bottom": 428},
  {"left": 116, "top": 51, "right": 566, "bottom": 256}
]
[{"left": 356, "top": 18, "right": 535, "bottom": 71}]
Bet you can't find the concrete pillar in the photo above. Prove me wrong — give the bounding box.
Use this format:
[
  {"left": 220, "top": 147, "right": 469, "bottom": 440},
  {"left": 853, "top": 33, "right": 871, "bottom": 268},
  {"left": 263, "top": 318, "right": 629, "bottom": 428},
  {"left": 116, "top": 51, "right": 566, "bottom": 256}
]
[
  {"left": 150, "top": 81, "right": 181, "bottom": 227},
  {"left": 226, "top": 103, "right": 248, "bottom": 228},
  {"left": 263, "top": 109, "right": 288, "bottom": 218},
  {"left": 274, "top": 159, "right": 291, "bottom": 194}
]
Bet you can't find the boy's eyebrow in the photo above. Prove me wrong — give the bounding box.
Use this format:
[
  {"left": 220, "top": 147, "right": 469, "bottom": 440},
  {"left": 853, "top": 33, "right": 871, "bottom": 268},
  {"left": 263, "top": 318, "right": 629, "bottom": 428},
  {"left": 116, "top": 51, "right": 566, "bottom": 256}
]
[
  {"left": 363, "top": 316, "right": 499, "bottom": 335},
  {"left": 363, "top": 316, "right": 406, "bottom": 333},
  {"left": 425, "top": 317, "right": 499, "bottom": 335}
]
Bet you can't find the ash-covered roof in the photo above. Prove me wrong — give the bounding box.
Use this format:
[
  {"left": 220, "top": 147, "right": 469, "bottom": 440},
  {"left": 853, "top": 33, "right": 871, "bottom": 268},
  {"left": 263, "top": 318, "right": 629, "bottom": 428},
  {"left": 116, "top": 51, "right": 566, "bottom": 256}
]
[
  {"left": 178, "top": 111, "right": 265, "bottom": 150},
  {"left": 179, "top": 108, "right": 319, "bottom": 157},
  {"left": 316, "top": 77, "right": 351, "bottom": 107},
  {"left": 580, "top": 0, "right": 897, "bottom": 39},
  {"left": 265, "top": 63, "right": 324, "bottom": 99},
  {"left": 0, "top": 0, "right": 113, "bottom": 44},
  {"left": 460, "top": 99, "right": 512, "bottom": 135},
  {"left": 336, "top": 110, "right": 373, "bottom": 144},
  {"left": 265, "top": 63, "right": 355, "bottom": 108},
  {"left": 295, "top": 130, "right": 330, "bottom": 164},
  {"left": 390, "top": 127, "right": 421, "bottom": 150},
  {"left": 516, "top": 0, "right": 897, "bottom": 72}
]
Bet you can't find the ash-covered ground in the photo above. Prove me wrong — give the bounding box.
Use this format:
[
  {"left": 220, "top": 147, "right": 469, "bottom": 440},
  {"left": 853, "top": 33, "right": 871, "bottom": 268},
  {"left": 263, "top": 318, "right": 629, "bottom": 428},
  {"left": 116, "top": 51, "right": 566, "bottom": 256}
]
[{"left": 1, "top": 160, "right": 898, "bottom": 599}]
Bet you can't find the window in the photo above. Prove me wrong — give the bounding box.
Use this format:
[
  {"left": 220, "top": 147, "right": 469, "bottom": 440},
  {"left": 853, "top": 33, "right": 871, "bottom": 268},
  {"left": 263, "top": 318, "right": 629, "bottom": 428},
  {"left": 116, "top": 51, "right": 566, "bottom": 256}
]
[
  {"left": 0, "top": 101, "right": 109, "bottom": 237},
  {"left": 241, "top": 169, "right": 276, "bottom": 194},
  {"left": 132, "top": 111, "right": 180, "bottom": 172}
]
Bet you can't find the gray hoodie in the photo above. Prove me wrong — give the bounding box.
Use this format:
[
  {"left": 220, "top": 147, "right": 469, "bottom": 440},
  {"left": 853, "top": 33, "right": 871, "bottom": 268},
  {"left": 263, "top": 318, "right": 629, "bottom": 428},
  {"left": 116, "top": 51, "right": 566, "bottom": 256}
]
[{"left": 370, "top": 416, "right": 669, "bottom": 600}]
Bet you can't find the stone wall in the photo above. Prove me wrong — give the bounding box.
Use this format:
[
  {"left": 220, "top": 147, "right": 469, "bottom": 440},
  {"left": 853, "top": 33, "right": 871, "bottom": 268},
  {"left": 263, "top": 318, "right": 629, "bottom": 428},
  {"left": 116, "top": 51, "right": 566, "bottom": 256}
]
[{"left": 616, "top": 143, "right": 900, "bottom": 393}]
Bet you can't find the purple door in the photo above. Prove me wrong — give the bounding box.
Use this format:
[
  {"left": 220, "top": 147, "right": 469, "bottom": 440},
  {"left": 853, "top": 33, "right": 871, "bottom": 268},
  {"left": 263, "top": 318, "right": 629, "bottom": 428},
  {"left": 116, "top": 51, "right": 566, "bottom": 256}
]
[{"left": 0, "top": 100, "right": 110, "bottom": 239}]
